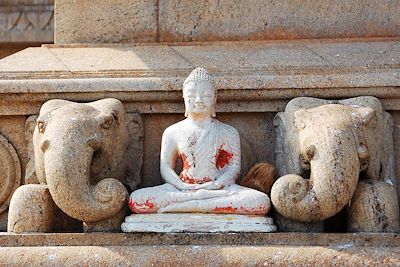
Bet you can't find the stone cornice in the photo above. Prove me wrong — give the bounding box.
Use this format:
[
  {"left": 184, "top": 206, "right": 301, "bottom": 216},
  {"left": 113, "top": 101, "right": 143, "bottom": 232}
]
[{"left": 0, "top": 39, "right": 399, "bottom": 114}]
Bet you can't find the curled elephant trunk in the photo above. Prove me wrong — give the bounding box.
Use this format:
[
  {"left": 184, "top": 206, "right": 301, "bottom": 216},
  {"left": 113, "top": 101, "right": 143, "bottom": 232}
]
[
  {"left": 271, "top": 111, "right": 361, "bottom": 222},
  {"left": 43, "top": 133, "right": 128, "bottom": 223}
]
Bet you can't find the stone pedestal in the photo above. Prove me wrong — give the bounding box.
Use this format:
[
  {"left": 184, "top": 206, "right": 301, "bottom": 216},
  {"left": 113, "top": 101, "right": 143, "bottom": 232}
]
[
  {"left": 121, "top": 213, "right": 277, "bottom": 233},
  {"left": 0, "top": 232, "right": 398, "bottom": 265}
]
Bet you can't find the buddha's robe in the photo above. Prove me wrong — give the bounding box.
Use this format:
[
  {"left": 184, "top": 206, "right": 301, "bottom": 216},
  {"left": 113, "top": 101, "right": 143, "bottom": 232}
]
[{"left": 178, "top": 119, "right": 240, "bottom": 184}]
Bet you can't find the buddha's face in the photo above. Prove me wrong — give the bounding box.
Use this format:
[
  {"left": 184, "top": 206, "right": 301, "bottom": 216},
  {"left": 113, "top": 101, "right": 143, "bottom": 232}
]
[{"left": 183, "top": 81, "right": 216, "bottom": 119}]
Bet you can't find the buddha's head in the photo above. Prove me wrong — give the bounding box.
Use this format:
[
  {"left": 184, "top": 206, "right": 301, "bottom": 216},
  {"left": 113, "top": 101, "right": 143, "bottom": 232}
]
[{"left": 183, "top": 68, "right": 217, "bottom": 119}]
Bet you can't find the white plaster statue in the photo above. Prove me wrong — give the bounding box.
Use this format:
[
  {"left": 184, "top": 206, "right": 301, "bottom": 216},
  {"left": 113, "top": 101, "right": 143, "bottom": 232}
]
[{"left": 129, "top": 68, "right": 270, "bottom": 215}]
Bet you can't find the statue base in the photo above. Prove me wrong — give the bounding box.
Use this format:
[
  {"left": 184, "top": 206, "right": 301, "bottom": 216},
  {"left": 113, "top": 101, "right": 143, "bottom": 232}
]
[{"left": 121, "top": 213, "right": 277, "bottom": 233}]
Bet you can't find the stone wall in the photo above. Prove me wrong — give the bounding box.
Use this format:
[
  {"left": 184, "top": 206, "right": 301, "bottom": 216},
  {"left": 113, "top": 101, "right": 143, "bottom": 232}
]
[{"left": 55, "top": 0, "right": 400, "bottom": 44}]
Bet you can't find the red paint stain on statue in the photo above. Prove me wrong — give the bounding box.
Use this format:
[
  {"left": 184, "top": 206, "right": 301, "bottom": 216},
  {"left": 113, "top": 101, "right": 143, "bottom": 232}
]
[
  {"left": 239, "top": 205, "right": 268, "bottom": 215},
  {"left": 129, "top": 197, "right": 157, "bottom": 213},
  {"left": 180, "top": 152, "right": 196, "bottom": 183},
  {"left": 216, "top": 145, "right": 234, "bottom": 169},
  {"left": 212, "top": 206, "right": 238, "bottom": 213},
  {"left": 200, "top": 176, "right": 212, "bottom": 183},
  {"left": 180, "top": 174, "right": 196, "bottom": 184},
  {"left": 212, "top": 205, "right": 268, "bottom": 215},
  {"left": 180, "top": 175, "right": 212, "bottom": 184},
  {"left": 181, "top": 153, "right": 190, "bottom": 170}
]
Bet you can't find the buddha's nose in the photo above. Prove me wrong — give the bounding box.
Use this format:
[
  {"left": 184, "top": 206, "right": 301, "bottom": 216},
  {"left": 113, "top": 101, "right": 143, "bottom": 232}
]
[{"left": 195, "top": 96, "right": 202, "bottom": 103}]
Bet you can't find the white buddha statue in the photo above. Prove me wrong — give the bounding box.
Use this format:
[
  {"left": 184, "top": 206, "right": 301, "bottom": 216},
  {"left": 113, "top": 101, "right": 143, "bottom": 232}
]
[{"left": 129, "top": 68, "right": 271, "bottom": 215}]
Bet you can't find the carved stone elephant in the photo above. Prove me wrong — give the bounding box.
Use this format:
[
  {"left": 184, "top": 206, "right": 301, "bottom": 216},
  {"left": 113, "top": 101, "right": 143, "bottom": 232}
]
[
  {"left": 272, "top": 96, "right": 399, "bottom": 232},
  {"left": 8, "top": 98, "right": 141, "bottom": 233}
]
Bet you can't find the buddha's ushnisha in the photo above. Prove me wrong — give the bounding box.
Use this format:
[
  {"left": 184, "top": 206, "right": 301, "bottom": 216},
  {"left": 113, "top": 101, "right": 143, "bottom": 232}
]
[{"left": 129, "top": 68, "right": 271, "bottom": 214}]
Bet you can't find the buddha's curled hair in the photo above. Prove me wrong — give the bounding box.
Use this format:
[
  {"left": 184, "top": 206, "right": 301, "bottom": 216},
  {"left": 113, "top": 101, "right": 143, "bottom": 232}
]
[{"left": 183, "top": 67, "right": 214, "bottom": 89}]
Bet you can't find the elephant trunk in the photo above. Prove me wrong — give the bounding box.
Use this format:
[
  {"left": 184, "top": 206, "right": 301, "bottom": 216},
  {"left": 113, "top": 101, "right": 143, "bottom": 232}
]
[
  {"left": 271, "top": 129, "right": 360, "bottom": 222},
  {"left": 44, "top": 137, "right": 128, "bottom": 223}
]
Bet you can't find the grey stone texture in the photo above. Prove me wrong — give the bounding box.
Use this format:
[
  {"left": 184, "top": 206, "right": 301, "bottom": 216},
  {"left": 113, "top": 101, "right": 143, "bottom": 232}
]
[{"left": 55, "top": 0, "right": 400, "bottom": 44}]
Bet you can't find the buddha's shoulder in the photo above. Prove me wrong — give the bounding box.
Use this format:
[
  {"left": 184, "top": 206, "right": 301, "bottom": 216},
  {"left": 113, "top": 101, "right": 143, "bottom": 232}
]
[
  {"left": 215, "top": 120, "right": 239, "bottom": 137},
  {"left": 163, "top": 120, "right": 186, "bottom": 135}
]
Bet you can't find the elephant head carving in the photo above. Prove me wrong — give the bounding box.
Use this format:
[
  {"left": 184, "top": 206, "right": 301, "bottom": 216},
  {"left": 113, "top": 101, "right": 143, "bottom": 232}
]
[
  {"left": 32, "top": 98, "right": 133, "bottom": 223},
  {"left": 272, "top": 96, "right": 398, "bottom": 227}
]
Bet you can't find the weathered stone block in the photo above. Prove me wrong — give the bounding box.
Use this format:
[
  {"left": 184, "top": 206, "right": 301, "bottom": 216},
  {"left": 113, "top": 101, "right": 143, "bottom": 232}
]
[
  {"left": 54, "top": 0, "right": 157, "bottom": 43},
  {"left": 159, "top": 0, "right": 400, "bottom": 42},
  {"left": 54, "top": 1, "right": 400, "bottom": 44},
  {"left": 7, "top": 184, "right": 54, "bottom": 233},
  {"left": 348, "top": 180, "right": 400, "bottom": 233}
]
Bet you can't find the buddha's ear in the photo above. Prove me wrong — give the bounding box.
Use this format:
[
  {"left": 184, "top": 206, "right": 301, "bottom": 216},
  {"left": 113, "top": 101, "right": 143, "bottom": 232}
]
[{"left": 212, "top": 95, "right": 217, "bottom": 117}]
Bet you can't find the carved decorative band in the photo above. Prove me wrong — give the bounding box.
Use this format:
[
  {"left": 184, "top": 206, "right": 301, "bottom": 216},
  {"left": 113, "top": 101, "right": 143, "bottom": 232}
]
[{"left": 0, "top": 5, "right": 54, "bottom": 42}]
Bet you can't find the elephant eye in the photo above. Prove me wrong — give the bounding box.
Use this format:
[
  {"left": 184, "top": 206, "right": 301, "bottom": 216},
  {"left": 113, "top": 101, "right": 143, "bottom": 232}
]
[
  {"left": 101, "top": 115, "right": 114, "bottom": 129},
  {"left": 37, "top": 120, "right": 46, "bottom": 133}
]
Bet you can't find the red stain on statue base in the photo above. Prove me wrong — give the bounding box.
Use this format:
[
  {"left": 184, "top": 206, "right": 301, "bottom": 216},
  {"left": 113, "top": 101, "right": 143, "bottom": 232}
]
[
  {"left": 239, "top": 205, "right": 268, "bottom": 215},
  {"left": 212, "top": 206, "right": 238, "bottom": 213},
  {"left": 216, "top": 145, "right": 234, "bottom": 169},
  {"left": 212, "top": 205, "right": 268, "bottom": 215},
  {"left": 129, "top": 197, "right": 157, "bottom": 213}
]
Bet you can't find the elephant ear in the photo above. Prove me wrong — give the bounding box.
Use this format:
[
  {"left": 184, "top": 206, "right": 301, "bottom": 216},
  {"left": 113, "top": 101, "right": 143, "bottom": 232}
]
[
  {"left": 124, "top": 113, "right": 144, "bottom": 191},
  {"left": 357, "top": 107, "right": 376, "bottom": 127},
  {"left": 25, "top": 115, "right": 39, "bottom": 184},
  {"left": 90, "top": 98, "right": 124, "bottom": 123},
  {"left": 274, "top": 111, "right": 303, "bottom": 176},
  {"left": 293, "top": 109, "right": 310, "bottom": 131}
]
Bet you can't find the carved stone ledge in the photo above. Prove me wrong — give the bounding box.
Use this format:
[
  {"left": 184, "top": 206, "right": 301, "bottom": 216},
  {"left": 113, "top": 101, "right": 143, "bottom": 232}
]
[
  {"left": 0, "top": 38, "right": 398, "bottom": 115},
  {"left": 0, "top": 233, "right": 398, "bottom": 265}
]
